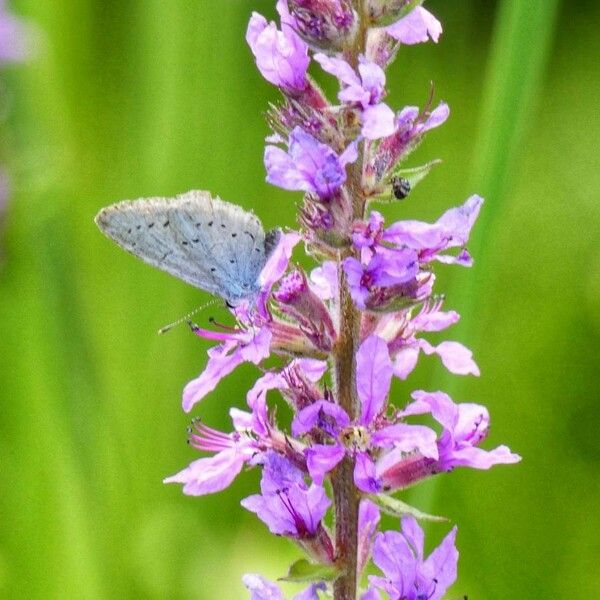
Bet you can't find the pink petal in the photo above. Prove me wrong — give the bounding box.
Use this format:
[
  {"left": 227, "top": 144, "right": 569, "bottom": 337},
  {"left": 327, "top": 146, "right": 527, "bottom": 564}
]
[
  {"left": 357, "top": 335, "right": 393, "bottom": 425},
  {"left": 386, "top": 7, "right": 443, "bottom": 45},
  {"left": 362, "top": 103, "right": 397, "bottom": 140},
  {"left": 433, "top": 340, "right": 480, "bottom": 376},
  {"left": 163, "top": 449, "right": 247, "bottom": 496},
  {"left": 392, "top": 345, "right": 420, "bottom": 380}
]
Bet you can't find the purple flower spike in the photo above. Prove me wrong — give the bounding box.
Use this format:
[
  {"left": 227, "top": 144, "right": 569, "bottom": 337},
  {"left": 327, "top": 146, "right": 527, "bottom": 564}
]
[
  {"left": 265, "top": 126, "right": 357, "bottom": 200},
  {"left": 246, "top": 0, "right": 310, "bottom": 94},
  {"left": 371, "top": 517, "right": 458, "bottom": 600},
  {"left": 315, "top": 53, "right": 396, "bottom": 139},
  {"left": 386, "top": 6, "right": 443, "bottom": 46}
]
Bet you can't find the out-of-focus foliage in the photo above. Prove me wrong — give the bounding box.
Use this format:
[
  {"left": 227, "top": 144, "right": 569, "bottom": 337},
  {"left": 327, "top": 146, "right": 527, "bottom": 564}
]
[{"left": 1, "top": 0, "right": 599, "bottom": 598}]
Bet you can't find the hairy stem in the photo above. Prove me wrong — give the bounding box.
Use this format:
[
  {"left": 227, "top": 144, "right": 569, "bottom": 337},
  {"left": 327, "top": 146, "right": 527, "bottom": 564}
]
[
  {"left": 331, "top": 73, "right": 367, "bottom": 600},
  {"left": 331, "top": 263, "right": 361, "bottom": 600}
]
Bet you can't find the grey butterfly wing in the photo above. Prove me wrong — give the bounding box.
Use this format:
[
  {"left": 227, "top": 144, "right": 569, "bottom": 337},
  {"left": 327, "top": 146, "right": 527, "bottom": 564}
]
[{"left": 95, "top": 190, "right": 272, "bottom": 304}]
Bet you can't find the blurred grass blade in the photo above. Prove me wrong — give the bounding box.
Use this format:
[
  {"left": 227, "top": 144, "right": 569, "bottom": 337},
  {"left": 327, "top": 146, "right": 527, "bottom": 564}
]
[
  {"left": 442, "top": 0, "right": 561, "bottom": 367},
  {"left": 413, "top": 0, "right": 561, "bottom": 514},
  {"left": 470, "top": 0, "right": 562, "bottom": 211}
]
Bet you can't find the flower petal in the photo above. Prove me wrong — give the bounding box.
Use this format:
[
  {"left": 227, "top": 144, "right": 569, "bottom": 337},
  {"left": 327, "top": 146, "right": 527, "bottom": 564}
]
[
  {"left": 354, "top": 451, "right": 381, "bottom": 493},
  {"left": 362, "top": 103, "right": 397, "bottom": 139},
  {"left": 164, "top": 449, "right": 247, "bottom": 496},
  {"left": 305, "top": 443, "right": 346, "bottom": 485},
  {"left": 182, "top": 341, "right": 245, "bottom": 412},
  {"left": 242, "top": 573, "right": 285, "bottom": 600},
  {"left": 357, "top": 335, "right": 393, "bottom": 425},
  {"left": 386, "top": 7, "right": 442, "bottom": 45},
  {"left": 421, "top": 526, "right": 458, "bottom": 600},
  {"left": 425, "top": 340, "right": 480, "bottom": 376}
]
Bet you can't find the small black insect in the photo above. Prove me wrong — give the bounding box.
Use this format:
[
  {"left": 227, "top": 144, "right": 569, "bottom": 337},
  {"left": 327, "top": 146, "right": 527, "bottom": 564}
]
[{"left": 391, "top": 176, "right": 411, "bottom": 200}]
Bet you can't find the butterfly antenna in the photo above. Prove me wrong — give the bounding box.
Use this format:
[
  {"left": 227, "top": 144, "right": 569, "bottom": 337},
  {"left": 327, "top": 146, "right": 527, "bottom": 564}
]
[{"left": 158, "top": 300, "right": 218, "bottom": 335}]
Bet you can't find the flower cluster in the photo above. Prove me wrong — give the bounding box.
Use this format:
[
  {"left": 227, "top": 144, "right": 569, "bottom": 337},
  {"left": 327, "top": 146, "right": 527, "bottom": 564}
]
[{"left": 166, "top": 2, "right": 521, "bottom": 598}]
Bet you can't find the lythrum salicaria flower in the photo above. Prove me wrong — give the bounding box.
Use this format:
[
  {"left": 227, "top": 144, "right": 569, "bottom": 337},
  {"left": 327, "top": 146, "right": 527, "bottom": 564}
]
[
  {"left": 95, "top": 2, "right": 523, "bottom": 597},
  {"left": 386, "top": 6, "right": 443, "bottom": 45},
  {"left": 265, "top": 126, "right": 357, "bottom": 200},
  {"left": 241, "top": 452, "right": 335, "bottom": 563},
  {"left": 314, "top": 53, "right": 396, "bottom": 139},
  {"left": 376, "top": 390, "right": 521, "bottom": 492},
  {"left": 246, "top": 0, "right": 310, "bottom": 94},
  {"left": 368, "top": 516, "right": 458, "bottom": 600}
]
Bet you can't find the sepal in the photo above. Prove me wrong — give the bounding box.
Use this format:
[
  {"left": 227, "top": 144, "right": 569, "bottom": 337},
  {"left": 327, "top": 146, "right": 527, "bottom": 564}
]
[
  {"left": 368, "top": 493, "right": 448, "bottom": 522},
  {"left": 280, "top": 558, "right": 340, "bottom": 584}
]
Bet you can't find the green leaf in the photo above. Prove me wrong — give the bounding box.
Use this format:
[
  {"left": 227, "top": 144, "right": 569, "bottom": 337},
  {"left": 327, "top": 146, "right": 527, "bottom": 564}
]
[
  {"left": 370, "top": 159, "right": 442, "bottom": 203},
  {"left": 369, "top": 494, "right": 449, "bottom": 522},
  {"left": 393, "top": 159, "right": 442, "bottom": 188},
  {"left": 279, "top": 559, "right": 340, "bottom": 584}
]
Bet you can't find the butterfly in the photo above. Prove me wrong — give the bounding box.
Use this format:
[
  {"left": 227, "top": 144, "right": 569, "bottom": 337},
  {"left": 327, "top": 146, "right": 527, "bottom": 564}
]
[{"left": 95, "top": 190, "right": 280, "bottom": 307}]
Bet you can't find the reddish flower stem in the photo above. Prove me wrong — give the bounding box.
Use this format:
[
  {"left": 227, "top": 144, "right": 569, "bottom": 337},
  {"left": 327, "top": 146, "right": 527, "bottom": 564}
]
[{"left": 331, "top": 11, "right": 368, "bottom": 593}]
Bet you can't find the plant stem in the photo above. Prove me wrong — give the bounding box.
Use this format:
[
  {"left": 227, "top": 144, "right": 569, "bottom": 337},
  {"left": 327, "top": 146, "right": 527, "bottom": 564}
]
[
  {"left": 331, "top": 265, "right": 361, "bottom": 600},
  {"left": 331, "top": 7, "right": 369, "bottom": 597}
]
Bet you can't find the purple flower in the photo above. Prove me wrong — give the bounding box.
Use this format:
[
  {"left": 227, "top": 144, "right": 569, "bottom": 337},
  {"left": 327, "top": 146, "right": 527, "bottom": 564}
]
[
  {"left": 163, "top": 408, "right": 260, "bottom": 496},
  {"left": 401, "top": 390, "right": 522, "bottom": 471},
  {"left": 376, "top": 297, "right": 480, "bottom": 379},
  {"left": 369, "top": 517, "right": 458, "bottom": 600},
  {"left": 368, "top": 102, "right": 449, "bottom": 185},
  {"left": 246, "top": 0, "right": 310, "bottom": 93},
  {"left": 241, "top": 452, "right": 331, "bottom": 540},
  {"left": 343, "top": 248, "right": 419, "bottom": 310},
  {"left": 242, "top": 574, "right": 326, "bottom": 600},
  {"left": 292, "top": 335, "right": 438, "bottom": 488},
  {"left": 182, "top": 232, "right": 301, "bottom": 412},
  {"left": 248, "top": 358, "right": 328, "bottom": 424},
  {"left": 265, "top": 126, "right": 357, "bottom": 200},
  {"left": 386, "top": 6, "right": 442, "bottom": 45},
  {"left": 353, "top": 388, "right": 521, "bottom": 493},
  {"left": 314, "top": 53, "right": 395, "bottom": 139},
  {"left": 0, "top": 1, "right": 29, "bottom": 63},
  {"left": 383, "top": 195, "right": 484, "bottom": 266}
]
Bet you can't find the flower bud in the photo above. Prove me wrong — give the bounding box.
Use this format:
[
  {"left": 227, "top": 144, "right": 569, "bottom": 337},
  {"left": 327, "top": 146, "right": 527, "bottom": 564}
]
[
  {"left": 378, "top": 451, "right": 437, "bottom": 492},
  {"left": 287, "top": 0, "right": 358, "bottom": 53},
  {"left": 275, "top": 270, "right": 337, "bottom": 350}
]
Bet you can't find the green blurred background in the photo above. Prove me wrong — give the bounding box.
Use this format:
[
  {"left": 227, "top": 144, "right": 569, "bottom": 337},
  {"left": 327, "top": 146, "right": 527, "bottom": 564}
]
[{"left": 1, "top": 0, "right": 599, "bottom": 598}]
